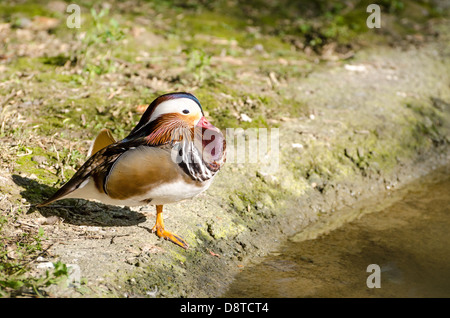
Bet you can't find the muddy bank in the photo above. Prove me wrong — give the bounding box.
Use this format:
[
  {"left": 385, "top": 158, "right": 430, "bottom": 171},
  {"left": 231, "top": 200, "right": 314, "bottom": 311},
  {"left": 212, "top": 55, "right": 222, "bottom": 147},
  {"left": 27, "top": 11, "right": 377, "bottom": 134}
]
[{"left": 26, "top": 39, "right": 448, "bottom": 298}]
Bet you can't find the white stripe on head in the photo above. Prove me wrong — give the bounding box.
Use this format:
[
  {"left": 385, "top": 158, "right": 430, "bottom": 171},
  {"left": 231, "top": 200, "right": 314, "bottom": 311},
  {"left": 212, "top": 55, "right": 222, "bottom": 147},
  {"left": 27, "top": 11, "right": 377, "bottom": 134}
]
[{"left": 149, "top": 97, "right": 203, "bottom": 124}]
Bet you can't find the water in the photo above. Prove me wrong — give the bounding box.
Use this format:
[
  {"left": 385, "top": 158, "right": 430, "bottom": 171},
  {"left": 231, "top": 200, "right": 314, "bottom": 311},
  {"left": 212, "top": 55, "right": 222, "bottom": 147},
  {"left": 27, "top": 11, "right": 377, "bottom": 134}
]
[{"left": 224, "top": 165, "right": 450, "bottom": 298}]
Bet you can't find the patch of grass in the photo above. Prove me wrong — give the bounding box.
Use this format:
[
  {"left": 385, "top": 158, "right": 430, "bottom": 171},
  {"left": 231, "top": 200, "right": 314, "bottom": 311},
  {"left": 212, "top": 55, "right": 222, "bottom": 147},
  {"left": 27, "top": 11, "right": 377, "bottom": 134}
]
[
  {"left": 14, "top": 147, "right": 60, "bottom": 184},
  {"left": 35, "top": 72, "right": 78, "bottom": 84},
  {"left": 182, "top": 48, "right": 213, "bottom": 85},
  {"left": 8, "top": 57, "right": 54, "bottom": 74},
  {"left": 0, "top": 2, "right": 56, "bottom": 22},
  {"left": 0, "top": 216, "right": 68, "bottom": 297}
]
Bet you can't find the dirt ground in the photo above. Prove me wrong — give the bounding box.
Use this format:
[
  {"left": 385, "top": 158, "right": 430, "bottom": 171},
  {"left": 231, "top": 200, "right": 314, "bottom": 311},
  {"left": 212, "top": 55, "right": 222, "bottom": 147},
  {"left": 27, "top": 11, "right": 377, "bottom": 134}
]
[{"left": 0, "top": 1, "right": 449, "bottom": 297}]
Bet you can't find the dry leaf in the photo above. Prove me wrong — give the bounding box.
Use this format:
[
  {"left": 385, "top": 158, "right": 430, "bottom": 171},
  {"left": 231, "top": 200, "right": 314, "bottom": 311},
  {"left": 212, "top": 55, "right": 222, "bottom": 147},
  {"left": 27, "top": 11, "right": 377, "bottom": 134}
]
[{"left": 137, "top": 104, "right": 148, "bottom": 113}]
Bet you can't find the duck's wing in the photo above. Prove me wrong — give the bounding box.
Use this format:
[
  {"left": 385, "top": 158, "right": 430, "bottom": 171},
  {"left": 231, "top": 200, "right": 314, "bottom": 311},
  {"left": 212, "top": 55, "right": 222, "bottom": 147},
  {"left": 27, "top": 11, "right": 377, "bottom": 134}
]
[
  {"left": 37, "top": 139, "right": 141, "bottom": 207},
  {"left": 102, "top": 145, "right": 180, "bottom": 201},
  {"left": 87, "top": 128, "right": 116, "bottom": 157}
]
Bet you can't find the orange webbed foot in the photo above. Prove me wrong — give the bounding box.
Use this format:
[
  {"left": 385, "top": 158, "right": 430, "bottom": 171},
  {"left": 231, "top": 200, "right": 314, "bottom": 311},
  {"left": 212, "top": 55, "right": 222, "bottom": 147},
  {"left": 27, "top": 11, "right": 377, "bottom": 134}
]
[
  {"left": 151, "top": 205, "right": 188, "bottom": 249},
  {"left": 151, "top": 224, "right": 189, "bottom": 249}
]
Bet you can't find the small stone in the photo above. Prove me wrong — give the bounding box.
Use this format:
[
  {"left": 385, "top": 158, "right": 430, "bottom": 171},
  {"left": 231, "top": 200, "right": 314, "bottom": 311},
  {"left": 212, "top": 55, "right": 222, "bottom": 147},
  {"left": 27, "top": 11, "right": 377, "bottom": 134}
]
[
  {"left": 6, "top": 246, "right": 17, "bottom": 259},
  {"left": 16, "top": 18, "right": 32, "bottom": 29},
  {"left": 146, "top": 286, "right": 158, "bottom": 297},
  {"left": 38, "top": 216, "right": 60, "bottom": 225},
  {"left": 36, "top": 262, "right": 54, "bottom": 269},
  {"left": 345, "top": 64, "right": 367, "bottom": 72},
  {"left": 253, "top": 44, "right": 264, "bottom": 52},
  {"left": 240, "top": 113, "right": 252, "bottom": 122}
]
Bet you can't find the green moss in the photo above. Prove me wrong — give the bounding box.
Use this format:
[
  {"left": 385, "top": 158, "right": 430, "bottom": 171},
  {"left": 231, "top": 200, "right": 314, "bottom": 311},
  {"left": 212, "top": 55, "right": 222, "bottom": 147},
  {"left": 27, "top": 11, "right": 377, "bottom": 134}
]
[
  {"left": 175, "top": 12, "right": 246, "bottom": 51},
  {"left": 15, "top": 147, "right": 59, "bottom": 184},
  {"left": 292, "top": 97, "right": 450, "bottom": 184},
  {"left": 36, "top": 72, "right": 77, "bottom": 84},
  {"left": 195, "top": 84, "right": 309, "bottom": 129},
  {"left": 229, "top": 193, "right": 246, "bottom": 212},
  {"left": 37, "top": 92, "right": 142, "bottom": 141},
  {"left": 168, "top": 249, "right": 187, "bottom": 264},
  {"left": 0, "top": 3, "right": 56, "bottom": 21},
  {"left": 228, "top": 172, "right": 287, "bottom": 225},
  {"left": 9, "top": 57, "right": 53, "bottom": 73}
]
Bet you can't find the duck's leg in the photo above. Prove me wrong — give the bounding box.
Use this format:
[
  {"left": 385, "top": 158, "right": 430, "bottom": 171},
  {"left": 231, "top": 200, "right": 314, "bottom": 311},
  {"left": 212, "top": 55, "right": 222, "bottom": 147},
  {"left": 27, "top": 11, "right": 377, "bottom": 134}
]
[{"left": 151, "top": 205, "right": 188, "bottom": 249}]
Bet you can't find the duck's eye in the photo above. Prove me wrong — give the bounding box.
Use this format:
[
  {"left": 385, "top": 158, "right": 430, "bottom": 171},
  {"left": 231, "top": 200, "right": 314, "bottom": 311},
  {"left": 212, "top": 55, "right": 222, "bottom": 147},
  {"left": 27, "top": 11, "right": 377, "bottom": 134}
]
[{"left": 182, "top": 109, "right": 190, "bottom": 114}]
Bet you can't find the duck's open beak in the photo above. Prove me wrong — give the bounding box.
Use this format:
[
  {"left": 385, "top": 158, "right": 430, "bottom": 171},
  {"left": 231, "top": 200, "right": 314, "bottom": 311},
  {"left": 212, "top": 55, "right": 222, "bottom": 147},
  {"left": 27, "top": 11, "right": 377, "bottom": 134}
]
[{"left": 194, "top": 117, "right": 225, "bottom": 167}]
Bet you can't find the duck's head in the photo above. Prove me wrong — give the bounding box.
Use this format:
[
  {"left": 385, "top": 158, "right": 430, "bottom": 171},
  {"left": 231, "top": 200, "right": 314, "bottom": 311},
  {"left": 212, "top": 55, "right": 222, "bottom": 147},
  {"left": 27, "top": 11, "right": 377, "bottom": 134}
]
[{"left": 126, "top": 92, "right": 225, "bottom": 168}]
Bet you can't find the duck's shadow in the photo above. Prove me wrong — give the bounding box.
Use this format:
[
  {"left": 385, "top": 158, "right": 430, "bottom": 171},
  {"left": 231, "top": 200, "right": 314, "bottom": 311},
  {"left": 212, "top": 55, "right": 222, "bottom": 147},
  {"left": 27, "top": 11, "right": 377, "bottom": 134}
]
[{"left": 12, "top": 175, "right": 147, "bottom": 227}]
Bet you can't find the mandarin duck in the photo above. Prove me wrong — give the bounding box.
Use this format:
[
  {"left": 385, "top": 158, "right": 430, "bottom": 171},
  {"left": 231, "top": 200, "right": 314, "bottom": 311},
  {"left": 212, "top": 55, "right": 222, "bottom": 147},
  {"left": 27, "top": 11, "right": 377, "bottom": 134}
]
[{"left": 38, "top": 92, "right": 226, "bottom": 249}]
